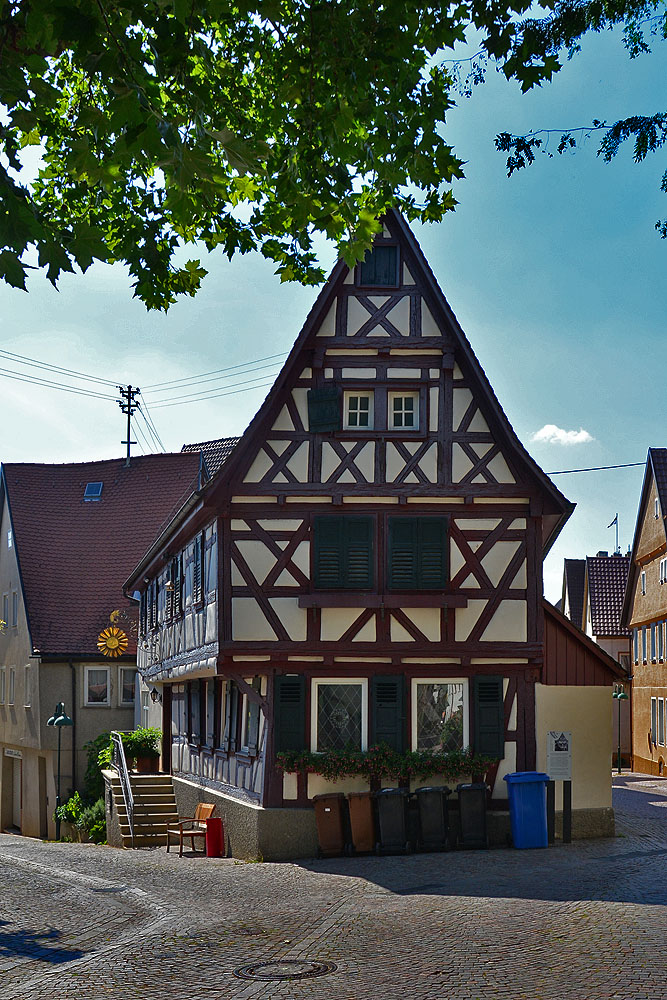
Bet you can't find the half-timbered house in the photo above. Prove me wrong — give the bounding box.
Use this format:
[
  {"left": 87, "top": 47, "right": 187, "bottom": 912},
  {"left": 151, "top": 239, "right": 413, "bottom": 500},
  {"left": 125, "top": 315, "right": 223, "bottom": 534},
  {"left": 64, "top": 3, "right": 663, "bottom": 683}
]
[{"left": 125, "top": 211, "right": 622, "bottom": 859}]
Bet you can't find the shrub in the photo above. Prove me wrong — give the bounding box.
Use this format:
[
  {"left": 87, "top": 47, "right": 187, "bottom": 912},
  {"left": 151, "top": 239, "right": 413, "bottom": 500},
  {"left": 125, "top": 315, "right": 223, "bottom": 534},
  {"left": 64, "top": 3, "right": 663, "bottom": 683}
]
[
  {"left": 54, "top": 791, "right": 83, "bottom": 827},
  {"left": 79, "top": 798, "right": 107, "bottom": 844},
  {"left": 84, "top": 731, "right": 111, "bottom": 800}
]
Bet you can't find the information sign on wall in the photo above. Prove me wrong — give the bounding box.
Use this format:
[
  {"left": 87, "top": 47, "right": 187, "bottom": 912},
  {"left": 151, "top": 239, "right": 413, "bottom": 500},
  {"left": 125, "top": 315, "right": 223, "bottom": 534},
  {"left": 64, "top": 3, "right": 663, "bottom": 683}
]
[{"left": 546, "top": 731, "right": 572, "bottom": 780}]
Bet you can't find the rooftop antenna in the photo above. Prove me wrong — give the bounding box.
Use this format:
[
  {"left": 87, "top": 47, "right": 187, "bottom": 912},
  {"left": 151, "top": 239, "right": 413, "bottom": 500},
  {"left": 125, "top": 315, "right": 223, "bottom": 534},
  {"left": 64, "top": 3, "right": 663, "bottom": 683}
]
[
  {"left": 117, "top": 385, "right": 140, "bottom": 466},
  {"left": 607, "top": 513, "right": 620, "bottom": 554}
]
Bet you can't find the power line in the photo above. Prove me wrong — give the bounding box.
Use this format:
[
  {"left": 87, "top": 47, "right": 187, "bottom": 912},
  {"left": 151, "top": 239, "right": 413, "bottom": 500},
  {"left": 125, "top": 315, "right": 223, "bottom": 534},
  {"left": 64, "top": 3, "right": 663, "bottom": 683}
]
[
  {"left": 0, "top": 348, "right": 119, "bottom": 387},
  {"left": 141, "top": 359, "right": 287, "bottom": 396},
  {"left": 142, "top": 352, "right": 288, "bottom": 390},
  {"left": 548, "top": 462, "right": 644, "bottom": 475},
  {"left": 150, "top": 379, "right": 276, "bottom": 409},
  {"left": 0, "top": 367, "right": 116, "bottom": 400},
  {"left": 136, "top": 403, "right": 166, "bottom": 453},
  {"left": 148, "top": 370, "right": 282, "bottom": 406}
]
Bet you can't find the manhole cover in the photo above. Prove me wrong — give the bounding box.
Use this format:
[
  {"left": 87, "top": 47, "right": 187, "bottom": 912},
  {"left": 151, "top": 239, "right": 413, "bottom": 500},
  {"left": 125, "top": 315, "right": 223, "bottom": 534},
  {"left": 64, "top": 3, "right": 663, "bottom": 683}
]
[{"left": 234, "top": 959, "right": 337, "bottom": 981}]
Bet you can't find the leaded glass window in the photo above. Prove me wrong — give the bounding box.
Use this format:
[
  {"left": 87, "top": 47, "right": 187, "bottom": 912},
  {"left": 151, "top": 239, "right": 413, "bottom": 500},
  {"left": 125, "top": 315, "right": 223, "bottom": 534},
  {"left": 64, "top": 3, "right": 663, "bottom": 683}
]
[
  {"left": 414, "top": 681, "right": 466, "bottom": 752},
  {"left": 314, "top": 681, "right": 365, "bottom": 752}
]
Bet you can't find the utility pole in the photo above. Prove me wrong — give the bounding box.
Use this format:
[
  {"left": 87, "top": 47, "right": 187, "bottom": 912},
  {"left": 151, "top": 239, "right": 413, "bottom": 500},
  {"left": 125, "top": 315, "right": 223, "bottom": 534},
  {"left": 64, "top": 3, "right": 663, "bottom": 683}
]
[{"left": 117, "top": 385, "right": 140, "bottom": 466}]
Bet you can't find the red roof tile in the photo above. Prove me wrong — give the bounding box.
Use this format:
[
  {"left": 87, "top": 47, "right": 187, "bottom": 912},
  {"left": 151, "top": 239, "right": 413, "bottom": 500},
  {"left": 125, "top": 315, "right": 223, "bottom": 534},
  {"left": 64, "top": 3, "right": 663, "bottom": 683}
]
[
  {"left": 2, "top": 453, "right": 201, "bottom": 657},
  {"left": 586, "top": 553, "right": 631, "bottom": 637},
  {"left": 181, "top": 436, "right": 240, "bottom": 478}
]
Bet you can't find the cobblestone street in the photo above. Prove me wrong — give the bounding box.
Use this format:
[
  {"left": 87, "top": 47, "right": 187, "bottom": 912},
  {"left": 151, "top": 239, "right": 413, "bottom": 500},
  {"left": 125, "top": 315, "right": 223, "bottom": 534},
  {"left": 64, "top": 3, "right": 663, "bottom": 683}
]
[{"left": 1, "top": 775, "right": 665, "bottom": 1000}]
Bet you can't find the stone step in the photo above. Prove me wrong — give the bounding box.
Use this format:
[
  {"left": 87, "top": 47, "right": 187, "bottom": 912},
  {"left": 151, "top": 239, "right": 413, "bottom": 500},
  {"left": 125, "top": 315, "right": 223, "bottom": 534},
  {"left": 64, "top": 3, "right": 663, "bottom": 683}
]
[{"left": 121, "top": 834, "right": 169, "bottom": 847}]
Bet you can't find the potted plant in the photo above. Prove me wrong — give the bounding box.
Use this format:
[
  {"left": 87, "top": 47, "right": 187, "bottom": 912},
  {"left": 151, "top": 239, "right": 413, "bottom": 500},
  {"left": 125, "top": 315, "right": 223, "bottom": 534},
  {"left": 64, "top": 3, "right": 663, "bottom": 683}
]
[{"left": 123, "top": 727, "right": 162, "bottom": 773}]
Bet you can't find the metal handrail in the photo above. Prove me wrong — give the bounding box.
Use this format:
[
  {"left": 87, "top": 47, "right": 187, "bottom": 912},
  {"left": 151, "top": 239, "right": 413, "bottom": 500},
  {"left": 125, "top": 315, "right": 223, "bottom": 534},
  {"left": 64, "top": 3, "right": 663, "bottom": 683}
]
[{"left": 111, "top": 731, "right": 134, "bottom": 848}]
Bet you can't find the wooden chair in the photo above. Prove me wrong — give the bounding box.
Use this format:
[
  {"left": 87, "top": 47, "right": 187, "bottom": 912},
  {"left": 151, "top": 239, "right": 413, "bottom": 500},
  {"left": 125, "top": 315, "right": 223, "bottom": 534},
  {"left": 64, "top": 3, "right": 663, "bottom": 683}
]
[{"left": 166, "top": 802, "right": 216, "bottom": 856}]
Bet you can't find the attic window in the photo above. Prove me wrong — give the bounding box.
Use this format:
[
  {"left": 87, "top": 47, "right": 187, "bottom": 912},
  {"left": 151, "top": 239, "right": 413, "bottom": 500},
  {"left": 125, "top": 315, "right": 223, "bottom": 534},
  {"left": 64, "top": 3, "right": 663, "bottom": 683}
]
[
  {"left": 83, "top": 482, "right": 103, "bottom": 502},
  {"left": 358, "top": 245, "right": 398, "bottom": 286}
]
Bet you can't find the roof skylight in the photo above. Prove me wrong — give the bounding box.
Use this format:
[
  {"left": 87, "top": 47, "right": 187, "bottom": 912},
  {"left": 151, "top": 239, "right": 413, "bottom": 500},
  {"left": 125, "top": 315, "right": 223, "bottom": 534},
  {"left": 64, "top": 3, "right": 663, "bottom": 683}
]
[{"left": 83, "top": 482, "right": 103, "bottom": 502}]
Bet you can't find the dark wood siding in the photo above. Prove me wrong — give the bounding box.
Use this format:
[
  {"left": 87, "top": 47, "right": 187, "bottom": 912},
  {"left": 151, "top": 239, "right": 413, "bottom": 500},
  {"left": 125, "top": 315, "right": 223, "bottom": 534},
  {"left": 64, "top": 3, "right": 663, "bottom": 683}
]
[{"left": 543, "top": 602, "right": 624, "bottom": 686}]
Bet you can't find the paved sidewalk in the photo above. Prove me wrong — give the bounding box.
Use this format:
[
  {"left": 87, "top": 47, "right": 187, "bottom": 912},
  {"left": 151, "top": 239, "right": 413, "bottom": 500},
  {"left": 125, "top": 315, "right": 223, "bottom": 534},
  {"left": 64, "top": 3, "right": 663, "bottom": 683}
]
[{"left": 0, "top": 774, "right": 666, "bottom": 1000}]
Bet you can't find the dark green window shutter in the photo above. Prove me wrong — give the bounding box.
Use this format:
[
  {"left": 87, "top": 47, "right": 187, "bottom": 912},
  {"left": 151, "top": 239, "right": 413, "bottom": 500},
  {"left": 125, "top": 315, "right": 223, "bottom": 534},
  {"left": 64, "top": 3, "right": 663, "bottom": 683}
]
[
  {"left": 193, "top": 534, "right": 203, "bottom": 604},
  {"left": 388, "top": 517, "right": 448, "bottom": 591},
  {"left": 313, "top": 516, "right": 374, "bottom": 589},
  {"left": 308, "top": 386, "right": 341, "bottom": 432},
  {"left": 274, "top": 674, "right": 306, "bottom": 752},
  {"left": 371, "top": 675, "right": 405, "bottom": 751},
  {"left": 246, "top": 679, "right": 261, "bottom": 755},
  {"left": 359, "top": 245, "right": 398, "bottom": 286},
  {"left": 473, "top": 675, "right": 504, "bottom": 758}
]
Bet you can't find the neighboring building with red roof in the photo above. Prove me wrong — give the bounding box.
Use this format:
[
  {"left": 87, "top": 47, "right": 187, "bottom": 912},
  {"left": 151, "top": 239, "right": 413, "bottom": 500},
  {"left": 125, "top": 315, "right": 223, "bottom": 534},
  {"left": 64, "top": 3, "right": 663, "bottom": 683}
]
[{"left": 0, "top": 451, "right": 201, "bottom": 838}]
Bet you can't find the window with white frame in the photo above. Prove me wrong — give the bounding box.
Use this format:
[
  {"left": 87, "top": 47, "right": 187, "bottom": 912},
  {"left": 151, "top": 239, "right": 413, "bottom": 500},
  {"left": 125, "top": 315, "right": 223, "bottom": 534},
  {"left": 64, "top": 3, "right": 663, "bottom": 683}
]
[
  {"left": 0, "top": 668, "right": 5, "bottom": 704},
  {"left": 205, "top": 678, "right": 217, "bottom": 747},
  {"left": 388, "top": 391, "right": 419, "bottom": 430},
  {"left": 311, "top": 678, "right": 368, "bottom": 753},
  {"left": 7, "top": 529, "right": 11, "bottom": 548},
  {"left": 642, "top": 626, "right": 648, "bottom": 662},
  {"left": 85, "top": 666, "right": 110, "bottom": 705},
  {"left": 656, "top": 498, "right": 661, "bottom": 519},
  {"left": 651, "top": 623, "right": 657, "bottom": 661},
  {"left": 411, "top": 679, "right": 469, "bottom": 752},
  {"left": 660, "top": 622, "right": 665, "bottom": 661},
  {"left": 120, "top": 668, "right": 136, "bottom": 705},
  {"left": 344, "top": 392, "right": 374, "bottom": 430},
  {"left": 8, "top": 668, "right": 15, "bottom": 706},
  {"left": 651, "top": 697, "right": 658, "bottom": 745},
  {"left": 641, "top": 571, "right": 647, "bottom": 595},
  {"left": 11, "top": 592, "right": 17, "bottom": 627},
  {"left": 661, "top": 558, "right": 667, "bottom": 585},
  {"left": 659, "top": 698, "right": 665, "bottom": 746},
  {"left": 2, "top": 594, "right": 7, "bottom": 626},
  {"left": 23, "top": 665, "right": 31, "bottom": 708},
  {"left": 633, "top": 628, "right": 638, "bottom": 662},
  {"left": 141, "top": 689, "right": 150, "bottom": 728}
]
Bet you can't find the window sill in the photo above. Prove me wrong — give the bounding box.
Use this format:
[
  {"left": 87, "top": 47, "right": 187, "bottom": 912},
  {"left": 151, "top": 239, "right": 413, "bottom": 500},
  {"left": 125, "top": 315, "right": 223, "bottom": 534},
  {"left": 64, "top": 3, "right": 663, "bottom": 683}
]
[{"left": 300, "top": 593, "right": 467, "bottom": 609}]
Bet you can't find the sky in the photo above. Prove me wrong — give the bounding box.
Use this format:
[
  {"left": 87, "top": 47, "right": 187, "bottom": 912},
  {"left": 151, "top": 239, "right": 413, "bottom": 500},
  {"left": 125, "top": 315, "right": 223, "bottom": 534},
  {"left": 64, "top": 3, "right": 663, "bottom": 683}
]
[{"left": 0, "top": 23, "right": 663, "bottom": 603}]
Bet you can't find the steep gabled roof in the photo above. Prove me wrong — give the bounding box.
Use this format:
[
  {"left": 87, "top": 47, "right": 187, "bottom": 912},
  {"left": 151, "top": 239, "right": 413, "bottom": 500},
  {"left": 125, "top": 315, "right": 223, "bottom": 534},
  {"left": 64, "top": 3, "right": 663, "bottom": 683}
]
[
  {"left": 1, "top": 453, "right": 201, "bottom": 657},
  {"left": 561, "top": 558, "right": 586, "bottom": 629},
  {"left": 586, "top": 553, "right": 630, "bottom": 637},
  {"left": 213, "top": 210, "right": 574, "bottom": 549},
  {"left": 621, "top": 448, "right": 667, "bottom": 627},
  {"left": 181, "top": 437, "right": 240, "bottom": 479}
]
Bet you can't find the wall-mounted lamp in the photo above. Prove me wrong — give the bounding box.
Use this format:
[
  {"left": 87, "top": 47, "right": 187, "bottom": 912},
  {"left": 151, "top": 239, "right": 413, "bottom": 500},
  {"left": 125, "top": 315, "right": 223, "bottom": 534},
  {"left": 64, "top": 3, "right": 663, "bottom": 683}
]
[{"left": 150, "top": 686, "right": 162, "bottom": 704}]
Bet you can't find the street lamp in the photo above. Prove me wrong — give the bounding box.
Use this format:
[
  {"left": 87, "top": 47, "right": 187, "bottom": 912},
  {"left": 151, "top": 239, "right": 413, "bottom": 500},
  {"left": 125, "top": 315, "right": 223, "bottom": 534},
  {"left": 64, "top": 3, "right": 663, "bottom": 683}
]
[
  {"left": 46, "top": 702, "right": 73, "bottom": 839},
  {"left": 612, "top": 684, "right": 629, "bottom": 775}
]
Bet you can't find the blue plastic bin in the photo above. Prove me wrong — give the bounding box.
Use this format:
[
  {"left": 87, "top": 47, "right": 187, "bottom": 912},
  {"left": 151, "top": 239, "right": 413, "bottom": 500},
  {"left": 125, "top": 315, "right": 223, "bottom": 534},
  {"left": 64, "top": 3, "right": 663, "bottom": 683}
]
[{"left": 503, "top": 772, "right": 550, "bottom": 848}]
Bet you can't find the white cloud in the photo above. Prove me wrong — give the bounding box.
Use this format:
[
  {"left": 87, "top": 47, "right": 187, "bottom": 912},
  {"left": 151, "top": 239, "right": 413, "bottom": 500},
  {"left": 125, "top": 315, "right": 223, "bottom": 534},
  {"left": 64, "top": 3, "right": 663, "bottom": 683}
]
[{"left": 531, "top": 424, "right": 594, "bottom": 446}]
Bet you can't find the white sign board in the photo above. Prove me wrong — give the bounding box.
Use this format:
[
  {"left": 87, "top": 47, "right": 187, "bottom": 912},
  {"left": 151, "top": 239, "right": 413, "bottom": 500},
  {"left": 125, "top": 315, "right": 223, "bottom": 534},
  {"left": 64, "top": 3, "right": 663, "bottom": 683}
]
[
  {"left": 4, "top": 748, "right": 22, "bottom": 759},
  {"left": 546, "top": 731, "right": 572, "bottom": 780}
]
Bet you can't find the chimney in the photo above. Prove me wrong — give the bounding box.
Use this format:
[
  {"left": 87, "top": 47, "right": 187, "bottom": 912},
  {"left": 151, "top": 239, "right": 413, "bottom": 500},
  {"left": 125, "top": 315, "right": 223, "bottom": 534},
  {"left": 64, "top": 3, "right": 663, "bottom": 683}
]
[{"left": 596, "top": 550, "right": 608, "bottom": 558}]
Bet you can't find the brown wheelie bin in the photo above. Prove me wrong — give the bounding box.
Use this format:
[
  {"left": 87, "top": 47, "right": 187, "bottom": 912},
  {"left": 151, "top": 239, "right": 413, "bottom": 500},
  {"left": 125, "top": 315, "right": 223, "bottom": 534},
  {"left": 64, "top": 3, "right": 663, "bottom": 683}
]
[
  {"left": 312, "top": 793, "right": 348, "bottom": 857},
  {"left": 347, "top": 791, "right": 375, "bottom": 854}
]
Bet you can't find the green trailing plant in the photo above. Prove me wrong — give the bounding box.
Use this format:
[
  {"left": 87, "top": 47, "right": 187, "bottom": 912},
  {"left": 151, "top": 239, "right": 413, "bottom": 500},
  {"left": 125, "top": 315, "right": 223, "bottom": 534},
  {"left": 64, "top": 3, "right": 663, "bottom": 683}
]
[{"left": 276, "top": 743, "right": 498, "bottom": 783}]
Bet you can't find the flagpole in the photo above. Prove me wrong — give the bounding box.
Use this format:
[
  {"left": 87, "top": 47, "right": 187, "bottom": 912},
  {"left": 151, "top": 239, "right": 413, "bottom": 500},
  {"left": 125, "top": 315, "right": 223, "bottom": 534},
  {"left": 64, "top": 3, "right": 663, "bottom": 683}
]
[{"left": 607, "top": 514, "right": 619, "bottom": 554}]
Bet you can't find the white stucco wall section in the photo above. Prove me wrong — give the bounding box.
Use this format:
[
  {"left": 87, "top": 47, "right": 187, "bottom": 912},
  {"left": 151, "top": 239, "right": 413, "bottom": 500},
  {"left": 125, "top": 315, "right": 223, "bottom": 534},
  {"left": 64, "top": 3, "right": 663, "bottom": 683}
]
[{"left": 535, "top": 684, "right": 612, "bottom": 810}]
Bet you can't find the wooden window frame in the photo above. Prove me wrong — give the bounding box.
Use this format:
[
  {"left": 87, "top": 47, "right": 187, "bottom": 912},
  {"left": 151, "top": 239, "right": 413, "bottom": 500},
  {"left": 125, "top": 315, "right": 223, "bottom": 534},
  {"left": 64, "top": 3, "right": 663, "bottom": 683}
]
[
  {"left": 120, "top": 668, "right": 136, "bottom": 706},
  {"left": 651, "top": 696, "right": 658, "bottom": 747},
  {"left": 641, "top": 570, "right": 647, "bottom": 596},
  {"left": 343, "top": 390, "right": 374, "bottom": 431},
  {"left": 311, "top": 677, "right": 368, "bottom": 754},
  {"left": 388, "top": 390, "right": 420, "bottom": 432},
  {"left": 410, "top": 677, "right": 469, "bottom": 752},
  {"left": 659, "top": 698, "right": 665, "bottom": 747}
]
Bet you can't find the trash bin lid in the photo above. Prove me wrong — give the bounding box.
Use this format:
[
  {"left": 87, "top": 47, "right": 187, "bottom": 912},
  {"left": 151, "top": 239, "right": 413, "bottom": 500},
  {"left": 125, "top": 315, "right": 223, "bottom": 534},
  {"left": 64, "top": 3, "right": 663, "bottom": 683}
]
[
  {"left": 376, "top": 787, "right": 409, "bottom": 797},
  {"left": 312, "top": 793, "right": 347, "bottom": 802},
  {"left": 346, "top": 791, "right": 372, "bottom": 800},
  {"left": 416, "top": 786, "right": 451, "bottom": 795},
  {"left": 456, "top": 782, "right": 488, "bottom": 792},
  {"left": 503, "top": 771, "right": 550, "bottom": 784}
]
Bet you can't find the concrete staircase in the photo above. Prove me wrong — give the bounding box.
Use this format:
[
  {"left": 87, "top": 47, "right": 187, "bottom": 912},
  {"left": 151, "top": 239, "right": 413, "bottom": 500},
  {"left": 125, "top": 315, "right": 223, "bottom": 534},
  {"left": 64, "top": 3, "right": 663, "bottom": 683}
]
[{"left": 109, "top": 772, "right": 180, "bottom": 848}]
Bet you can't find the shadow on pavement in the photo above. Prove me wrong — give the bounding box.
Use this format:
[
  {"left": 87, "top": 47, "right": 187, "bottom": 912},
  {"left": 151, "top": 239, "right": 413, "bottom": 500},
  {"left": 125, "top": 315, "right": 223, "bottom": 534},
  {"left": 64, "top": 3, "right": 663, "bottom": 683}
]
[
  {"left": 297, "top": 781, "right": 667, "bottom": 907},
  {"left": 0, "top": 921, "right": 85, "bottom": 964}
]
